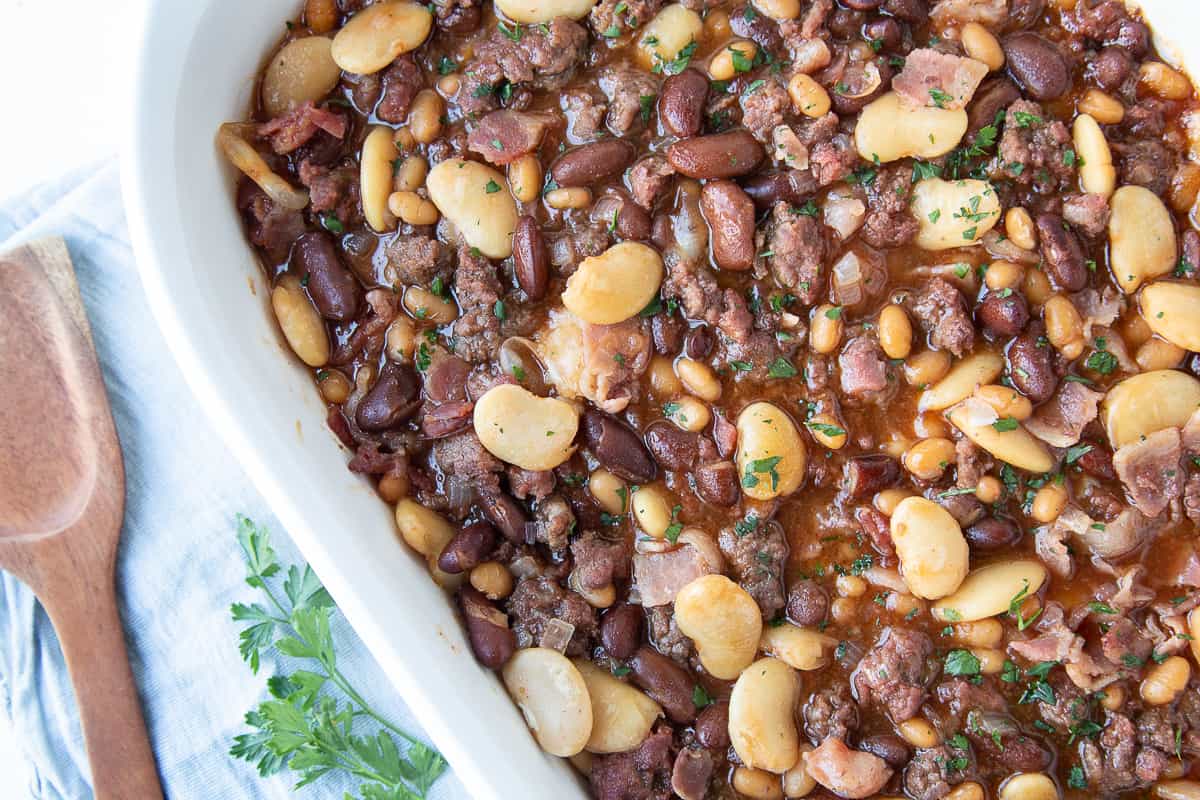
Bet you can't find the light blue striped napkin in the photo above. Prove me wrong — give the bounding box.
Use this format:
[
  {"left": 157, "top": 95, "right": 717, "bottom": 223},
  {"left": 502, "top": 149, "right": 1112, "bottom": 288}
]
[{"left": 0, "top": 162, "right": 467, "bottom": 800}]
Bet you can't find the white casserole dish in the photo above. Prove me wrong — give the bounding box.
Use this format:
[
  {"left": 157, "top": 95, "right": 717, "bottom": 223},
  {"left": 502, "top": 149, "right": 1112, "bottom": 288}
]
[
  {"left": 122, "top": 2, "right": 584, "bottom": 798},
  {"left": 122, "top": 1, "right": 1197, "bottom": 799}
]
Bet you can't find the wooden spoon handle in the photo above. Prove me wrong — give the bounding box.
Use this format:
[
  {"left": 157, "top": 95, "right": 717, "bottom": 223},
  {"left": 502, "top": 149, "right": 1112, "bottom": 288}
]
[{"left": 40, "top": 579, "right": 164, "bottom": 800}]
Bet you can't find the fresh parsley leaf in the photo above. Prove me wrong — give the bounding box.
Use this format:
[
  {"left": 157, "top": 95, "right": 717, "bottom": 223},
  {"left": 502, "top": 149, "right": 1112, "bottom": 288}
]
[
  {"left": 944, "top": 649, "right": 982, "bottom": 677},
  {"left": 768, "top": 357, "right": 798, "bottom": 378},
  {"left": 928, "top": 88, "right": 953, "bottom": 108},
  {"left": 230, "top": 516, "right": 448, "bottom": 798},
  {"left": 692, "top": 685, "right": 712, "bottom": 708}
]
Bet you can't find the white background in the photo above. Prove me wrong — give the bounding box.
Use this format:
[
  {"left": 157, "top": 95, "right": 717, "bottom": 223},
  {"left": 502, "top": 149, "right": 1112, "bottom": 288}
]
[{"left": 0, "top": 0, "right": 140, "bottom": 793}]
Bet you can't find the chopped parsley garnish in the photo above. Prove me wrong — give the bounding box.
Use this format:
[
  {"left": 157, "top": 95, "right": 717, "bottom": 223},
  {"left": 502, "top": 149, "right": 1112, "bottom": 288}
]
[
  {"left": 991, "top": 416, "right": 1019, "bottom": 432},
  {"left": 692, "top": 685, "right": 712, "bottom": 708},
  {"left": 928, "top": 88, "right": 953, "bottom": 108},
  {"left": 492, "top": 300, "right": 507, "bottom": 320},
  {"left": 1085, "top": 337, "right": 1118, "bottom": 375},
  {"left": 944, "top": 649, "right": 982, "bottom": 677},
  {"left": 484, "top": 179, "right": 502, "bottom": 194},
  {"left": 742, "top": 456, "right": 783, "bottom": 491},
  {"left": 768, "top": 357, "right": 798, "bottom": 378}
]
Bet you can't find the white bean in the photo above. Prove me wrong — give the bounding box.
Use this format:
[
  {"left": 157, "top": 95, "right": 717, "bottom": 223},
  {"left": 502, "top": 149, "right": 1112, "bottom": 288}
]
[
  {"left": 562, "top": 242, "right": 664, "bottom": 325},
  {"left": 426, "top": 158, "right": 519, "bottom": 259},
  {"left": 729, "top": 657, "right": 800, "bottom": 773},
  {"left": 473, "top": 384, "right": 579, "bottom": 470},
  {"left": 855, "top": 92, "right": 968, "bottom": 163},
  {"left": 890, "top": 497, "right": 969, "bottom": 600},
  {"left": 501, "top": 648, "right": 593, "bottom": 757},
  {"left": 331, "top": 1, "right": 433, "bottom": 75},
  {"left": 262, "top": 37, "right": 342, "bottom": 118},
  {"left": 1101, "top": 369, "right": 1200, "bottom": 448}
]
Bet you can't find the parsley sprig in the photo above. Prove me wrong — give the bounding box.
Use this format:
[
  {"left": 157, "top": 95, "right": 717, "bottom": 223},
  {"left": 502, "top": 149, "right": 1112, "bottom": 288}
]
[{"left": 230, "top": 516, "right": 448, "bottom": 799}]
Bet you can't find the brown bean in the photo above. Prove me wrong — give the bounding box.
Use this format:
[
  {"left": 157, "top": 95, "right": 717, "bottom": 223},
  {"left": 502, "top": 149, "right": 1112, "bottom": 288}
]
[
  {"left": 513, "top": 215, "right": 549, "bottom": 300},
  {"left": 830, "top": 58, "right": 891, "bottom": 115},
  {"left": 1003, "top": 33, "right": 1070, "bottom": 101},
  {"left": 583, "top": 409, "right": 658, "bottom": 483},
  {"left": 617, "top": 200, "right": 653, "bottom": 241},
  {"left": 1036, "top": 214, "right": 1087, "bottom": 292},
  {"left": 1090, "top": 46, "right": 1133, "bottom": 90},
  {"left": 659, "top": 68, "right": 709, "bottom": 138},
  {"left": 859, "top": 735, "right": 911, "bottom": 768},
  {"left": 631, "top": 646, "right": 697, "bottom": 723},
  {"left": 552, "top": 140, "right": 637, "bottom": 187},
  {"left": 652, "top": 313, "right": 686, "bottom": 355},
  {"left": 291, "top": 232, "right": 361, "bottom": 322},
  {"left": 786, "top": 579, "right": 829, "bottom": 627},
  {"left": 457, "top": 585, "right": 515, "bottom": 669},
  {"left": 356, "top": 361, "right": 422, "bottom": 432},
  {"left": 600, "top": 604, "right": 643, "bottom": 660},
  {"left": 964, "top": 515, "right": 1022, "bottom": 551},
  {"left": 685, "top": 326, "right": 714, "bottom": 360},
  {"left": 695, "top": 460, "right": 740, "bottom": 507},
  {"left": 438, "top": 521, "right": 497, "bottom": 573},
  {"left": 1007, "top": 323, "right": 1058, "bottom": 403},
  {"left": 968, "top": 78, "right": 1021, "bottom": 135},
  {"left": 479, "top": 490, "right": 530, "bottom": 544},
  {"left": 739, "top": 171, "right": 805, "bottom": 212},
  {"left": 694, "top": 701, "right": 730, "bottom": 750},
  {"left": 976, "top": 291, "right": 1030, "bottom": 338},
  {"left": 645, "top": 421, "right": 700, "bottom": 471},
  {"left": 700, "top": 180, "right": 757, "bottom": 271},
  {"left": 863, "top": 18, "right": 901, "bottom": 50},
  {"left": 424, "top": 355, "right": 471, "bottom": 403},
  {"left": 667, "top": 131, "right": 765, "bottom": 180},
  {"left": 842, "top": 455, "right": 900, "bottom": 501},
  {"left": 883, "top": 0, "right": 927, "bottom": 23}
]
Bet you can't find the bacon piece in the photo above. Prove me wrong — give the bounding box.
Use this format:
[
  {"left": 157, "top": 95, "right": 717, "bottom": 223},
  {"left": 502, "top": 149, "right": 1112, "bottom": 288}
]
[
  {"left": 258, "top": 102, "right": 347, "bottom": 154},
  {"left": 893, "top": 48, "right": 989, "bottom": 110},
  {"left": 466, "top": 110, "right": 554, "bottom": 165}
]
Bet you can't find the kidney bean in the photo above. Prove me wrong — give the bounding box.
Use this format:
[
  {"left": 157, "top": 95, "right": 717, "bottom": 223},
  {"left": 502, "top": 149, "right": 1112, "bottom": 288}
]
[
  {"left": 652, "top": 313, "right": 686, "bottom": 355},
  {"left": 968, "top": 78, "right": 1021, "bottom": 135},
  {"left": 552, "top": 140, "right": 637, "bottom": 187},
  {"left": 862, "top": 18, "right": 901, "bottom": 50},
  {"left": 685, "top": 326, "right": 714, "bottom": 360},
  {"left": 659, "top": 69, "right": 709, "bottom": 139},
  {"left": 438, "top": 521, "right": 496, "bottom": 574},
  {"left": 1009, "top": 0, "right": 1046, "bottom": 29},
  {"left": 617, "top": 200, "right": 653, "bottom": 241},
  {"left": 291, "top": 232, "right": 361, "bottom": 322},
  {"left": 356, "top": 361, "right": 422, "bottom": 432},
  {"left": 667, "top": 131, "right": 765, "bottom": 180},
  {"left": 739, "top": 171, "right": 803, "bottom": 212},
  {"left": 882, "top": 0, "right": 927, "bottom": 22},
  {"left": 1003, "top": 33, "right": 1071, "bottom": 101},
  {"left": 842, "top": 455, "right": 901, "bottom": 501},
  {"left": 583, "top": 409, "right": 658, "bottom": 483},
  {"left": 1007, "top": 324, "right": 1059, "bottom": 403},
  {"left": 631, "top": 647, "right": 697, "bottom": 723},
  {"left": 828, "top": 7, "right": 866, "bottom": 37},
  {"left": 694, "top": 461, "right": 740, "bottom": 507},
  {"left": 424, "top": 356, "right": 471, "bottom": 403},
  {"left": 831, "top": 59, "right": 892, "bottom": 116},
  {"left": 1036, "top": 214, "right": 1087, "bottom": 291},
  {"left": 1090, "top": 46, "right": 1134, "bottom": 90},
  {"left": 479, "top": 490, "right": 529, "bottom": 543},
  {"left": 786, "top": 580, "right": 829, "bottom": 627},
  {"left": 513, "top": 215, "right": 549, "bottom": 301},
  {"left": 964, "top": 515, "right": 1022, "bottom": 551},
  {"left": 645, "top": 421, "right": 700, "bottom": 471},
  {"left": 600, "top": 604, "right": 643, "bottom": 660},
  {"left": 859, "top": 735, "right": 911, "bottom": 768},
  {"left": 457, "top": 586, "right": 515, "bottom": 669},
  {"left": 977, "top": 291, "right": 1030, "bottom": 338},
  {"left": 729, "top": 5, "right": 782, "bottom": 52},
  {"left": 421, "top": 399, "right": 474, "bottom": 438},
  {"left": 694, "top": 701, "right": 730, "bottom": 750},
  {"left": 700, "top": 180, "right": 756, "bottom": 272}
]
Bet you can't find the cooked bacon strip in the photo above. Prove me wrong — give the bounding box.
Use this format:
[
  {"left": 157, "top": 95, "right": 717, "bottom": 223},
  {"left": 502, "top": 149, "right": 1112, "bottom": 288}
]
[
  {"left": 893, "top": 48, "right": 989, "bottom": 110},
  {"left": 467, "top": 110, "right": 554, "bottom": 165},
  {"left": 258, "top": 101, "right": 347, "bottom": 154}
]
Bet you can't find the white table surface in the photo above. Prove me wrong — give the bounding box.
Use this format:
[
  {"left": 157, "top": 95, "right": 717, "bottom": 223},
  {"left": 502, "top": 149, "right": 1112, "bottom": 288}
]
[{"left": 0, "top": 0, "right": 140, "bottom": 794}]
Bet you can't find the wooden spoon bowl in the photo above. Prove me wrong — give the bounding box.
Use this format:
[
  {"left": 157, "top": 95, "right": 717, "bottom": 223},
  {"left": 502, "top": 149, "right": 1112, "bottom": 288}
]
[{"left": 0, "top": 238, "right": 163, "bottom": 799}]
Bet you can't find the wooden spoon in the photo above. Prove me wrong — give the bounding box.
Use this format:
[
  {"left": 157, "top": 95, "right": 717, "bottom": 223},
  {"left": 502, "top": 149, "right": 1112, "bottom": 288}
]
[{"left": 0, "top": 238, "right": 163, "bottom": 799}]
